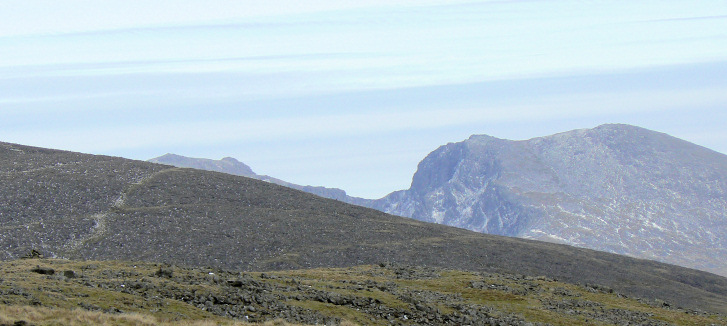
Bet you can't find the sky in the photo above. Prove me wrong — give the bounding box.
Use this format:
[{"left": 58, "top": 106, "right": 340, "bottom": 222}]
[{"left": 1, "top": 1, "right": 727, "bottom": 199}]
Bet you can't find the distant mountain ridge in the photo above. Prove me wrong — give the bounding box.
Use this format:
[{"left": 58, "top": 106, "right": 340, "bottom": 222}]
[
  {"left": 372, "top": 124, "right": 727, "bottom": 276},
  {"left": 150, "top": 154, "right": 256, "bottom": 176},
  {"left": 149, "top": 154, "right": 372, "bottom": 206}
]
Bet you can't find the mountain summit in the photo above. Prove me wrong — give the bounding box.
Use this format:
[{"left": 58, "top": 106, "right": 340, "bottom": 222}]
[{"left": 373, "top": 124, "right": 727, "bottom": 276}]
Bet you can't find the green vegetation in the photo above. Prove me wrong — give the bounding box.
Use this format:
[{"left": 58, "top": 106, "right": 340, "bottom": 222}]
[{"left": 1, "top": 259, "right": 723, "bottom": 326}]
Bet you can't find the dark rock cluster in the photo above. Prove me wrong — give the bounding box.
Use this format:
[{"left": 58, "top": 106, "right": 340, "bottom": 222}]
[{"left": 0, "top": 321, "right": 32, "bottom": 326}]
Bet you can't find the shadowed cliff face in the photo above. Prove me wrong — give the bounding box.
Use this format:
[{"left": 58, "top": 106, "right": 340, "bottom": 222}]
[
  {"left": 373, "top": 137, "right": 540, "bottom": 236},
  {"left": 4, "top": 140, "right": 727, "bottom": 314},
  {"left": 374, "top": 124, "right": 727, "bottom": 277}
]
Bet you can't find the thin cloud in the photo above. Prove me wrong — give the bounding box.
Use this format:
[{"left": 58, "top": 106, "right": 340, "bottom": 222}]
[{"left": 639, "top": 15, "right": 727, "bottom": 23}]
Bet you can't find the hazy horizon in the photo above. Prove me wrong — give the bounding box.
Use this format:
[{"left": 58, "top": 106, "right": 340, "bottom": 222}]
[{"left": 2, "top": 1, "right": 726, "bottom": 198}]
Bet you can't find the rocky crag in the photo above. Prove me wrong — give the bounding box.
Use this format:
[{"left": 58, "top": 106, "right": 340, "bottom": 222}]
[{"left": 372, "top": 124, "right": 727, "bottom": 277}]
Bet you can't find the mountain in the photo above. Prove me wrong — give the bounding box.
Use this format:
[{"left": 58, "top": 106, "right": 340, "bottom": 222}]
[
  {"left": 3, "top": 141, "right": 727, "bottom": 314},
  {"left": 149, "top": 154, "right": 372, "bottom": 206},
  {"left": 149, "top": 153, "right": 257, "bottom": 177},
  {"left": 372, "top": 124, "right": 727, "bottom": 277},
  {"left": 147, "top": 125, "right": 727, "bottom": 278}
]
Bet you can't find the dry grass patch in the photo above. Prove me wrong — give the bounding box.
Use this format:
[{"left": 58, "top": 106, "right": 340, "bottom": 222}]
[
  {"left": 0, "top": 305, "right": 243, "bottom": 326},
  {"left": 1, "top": 259, "right": 725, "bottom": 326}
]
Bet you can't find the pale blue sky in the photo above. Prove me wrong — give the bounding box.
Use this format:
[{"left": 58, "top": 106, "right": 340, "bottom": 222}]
[{"left": 1, "top": 1, "right": 727, "bottom": 198}]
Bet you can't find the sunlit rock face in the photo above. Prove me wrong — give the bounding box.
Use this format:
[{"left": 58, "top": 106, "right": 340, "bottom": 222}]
[{"left": 373, "top": 124, "right": 727, "bottom": 276}]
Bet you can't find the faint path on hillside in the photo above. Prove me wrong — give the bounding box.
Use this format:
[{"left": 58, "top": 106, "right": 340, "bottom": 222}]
[{"left": 62, "top": 167, "right": 183, "bottom": 255}]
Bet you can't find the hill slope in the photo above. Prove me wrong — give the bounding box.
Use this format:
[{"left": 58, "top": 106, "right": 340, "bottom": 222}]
[
  {"left": 2, "top": 141, "right": 727, "bottom": 314},
  {"left": 373, "top": 124, "right": 727, "bottom": 277}
]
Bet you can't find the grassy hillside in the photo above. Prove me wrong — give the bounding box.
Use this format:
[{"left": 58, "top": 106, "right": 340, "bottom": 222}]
[
  {"left": 2, "top": 141, "right": 727, "bottom": 316},
  {"left": 1, "top": 258, "right": 724, "bottom": 326}
]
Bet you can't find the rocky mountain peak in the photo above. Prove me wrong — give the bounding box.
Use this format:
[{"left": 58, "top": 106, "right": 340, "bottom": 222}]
[
  {"left": 374, "top": 124, "right": 727, "bottom": 276},
  {"left": 220, "top": 156, "right": 241, "bottom": 162},
  {"left": 410, "top": 141, "right": 467, "bottom": 194},
  {"left": 154, "top": 153, "right": 185, "bottom": 161}
]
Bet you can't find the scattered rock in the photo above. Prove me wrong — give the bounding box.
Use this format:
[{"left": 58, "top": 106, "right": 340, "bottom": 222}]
[
  {"left": 0, "top": 321, "right": 30, "bottom": 326},
  {"left": 227, "top": 280, "right": 244, "bottom": 287},
  {"left": 20, "top": 250, "right": 43, "bottom": 259},
  {"left": 2, "top": 260, "right": 723, "bottom": 326},
  {"left": 154, "top": 266, "right": 173, "bottom": 278},
  {"left": 30, "top": 266, "right": 54, "bottom": 275}
]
